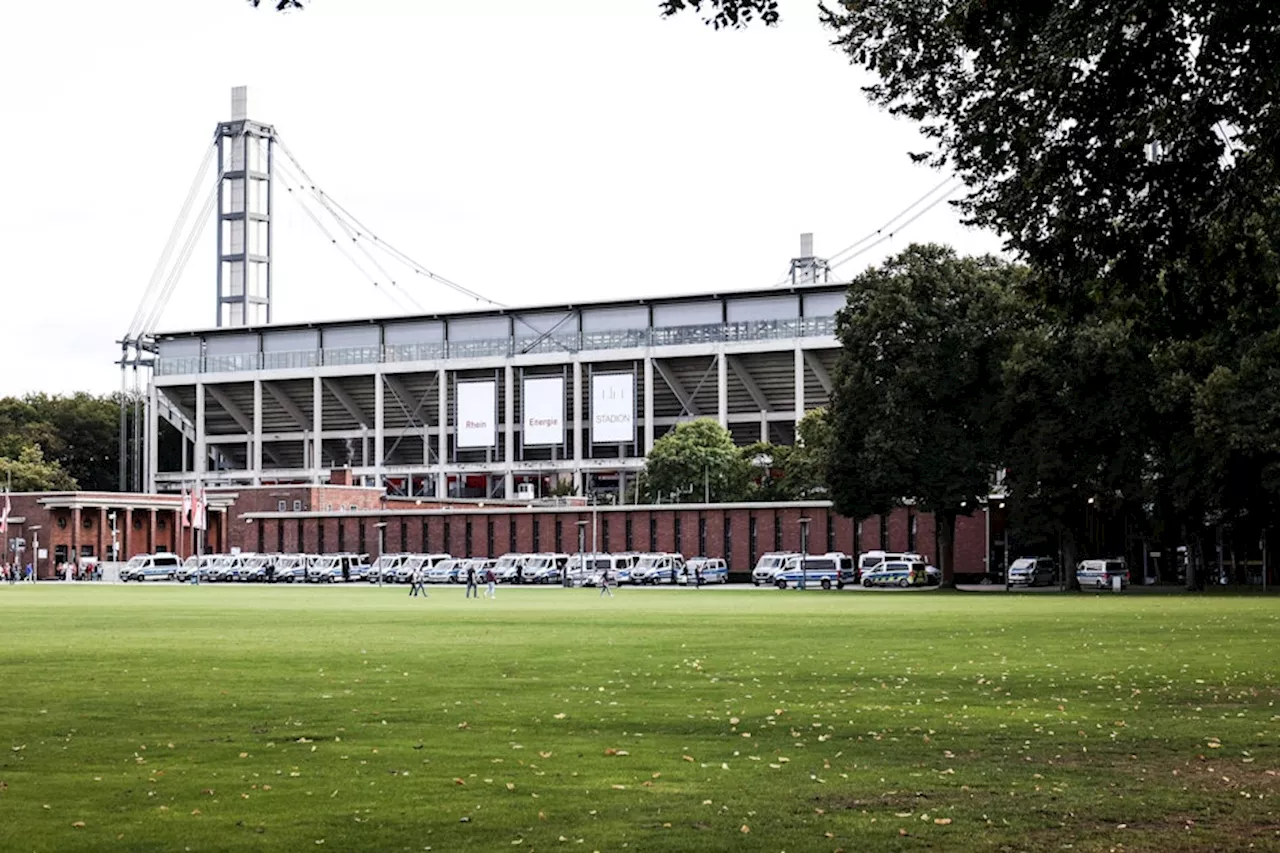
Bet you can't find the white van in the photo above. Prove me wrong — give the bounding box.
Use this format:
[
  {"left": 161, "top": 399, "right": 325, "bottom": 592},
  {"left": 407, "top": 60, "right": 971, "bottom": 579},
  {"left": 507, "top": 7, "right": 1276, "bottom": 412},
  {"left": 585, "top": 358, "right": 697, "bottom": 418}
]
[
  {"left": 1077, "top": 558, "right": 1128, "bottom": 590},
  {"left": 579, "top": 554, "right": 637, "bottom": 586},
  {"left": 857, "top": 550, "right": 924, "bottom": 582},
  {"left": 122, "top": 553, "right": 183, "bottom": 582},
  {"left": 751, "top": 552, "right": 799, "bottom": 586}
]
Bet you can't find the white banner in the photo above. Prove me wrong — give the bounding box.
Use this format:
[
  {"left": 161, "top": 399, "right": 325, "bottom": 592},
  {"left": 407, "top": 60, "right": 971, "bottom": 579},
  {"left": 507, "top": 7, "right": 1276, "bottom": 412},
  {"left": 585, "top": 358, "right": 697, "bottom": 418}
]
[
  {"left": 523, "top": 376, "right": 565, "bottom": 446},
  {"left": 592, "top": 372, "right": 635, "bottom": 444},
  {"left": 456, "top": 381, "right": 497, "bottom": 448}
]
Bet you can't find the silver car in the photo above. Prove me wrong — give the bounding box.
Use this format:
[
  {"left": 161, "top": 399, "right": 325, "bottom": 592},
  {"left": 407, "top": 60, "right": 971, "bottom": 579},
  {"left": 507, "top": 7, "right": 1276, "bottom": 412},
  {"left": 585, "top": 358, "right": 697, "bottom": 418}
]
[{"left": 1007, "top": 557, "right": 1056, "bottom": 587}]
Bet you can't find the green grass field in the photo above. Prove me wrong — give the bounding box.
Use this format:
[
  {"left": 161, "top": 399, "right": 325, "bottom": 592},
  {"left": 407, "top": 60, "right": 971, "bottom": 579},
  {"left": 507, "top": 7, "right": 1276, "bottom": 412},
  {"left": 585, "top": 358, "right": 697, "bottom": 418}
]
[{"left": 1, "top": 585, "right": 1279, "bottom": 852}]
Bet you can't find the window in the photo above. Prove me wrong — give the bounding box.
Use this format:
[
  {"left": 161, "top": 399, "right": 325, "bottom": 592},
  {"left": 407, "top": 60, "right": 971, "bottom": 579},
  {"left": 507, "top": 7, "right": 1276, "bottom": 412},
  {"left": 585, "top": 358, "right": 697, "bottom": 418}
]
[
  {"left": 444, "top": 518, "right": 452, "bottom": 553},
  {"left": 400, "top": 520, "right": 407, "bottom": 552},
  {"left": 486, "top": 519, "right": 493, "bottom": 557},
  {"left": 749, "top": 516, "right": 758, "bottom": 568},
  {"left": 699, "top": 516, "right": 707, "bottom": 558},
  {"left": 533, "top": 519, "right": 541, "bottom": 552},
  {"left": 774, "top": 515, "right": 782, "bottom": 552},
  {"left": 325, "top": 504, "right": 332, "bottom": 512},
  {"left": 509, "top": 520, "right": 516, "bottom": 554},
  {"left": 855, "top": 520, "right": 862, "bottom": 555},
  {"left": 602, "top": 517, "right": 610, "bottom": 552},
  {"left": 625, "top": 517, "right": 633, "bottom": 552},
  {"left": 293, "top": 500, "right": 302, "bottom": 512},
  {"left": 908, "top": 514, "right": 917, "bottom": 553},
  {"left": 554, "top": 519, "right": 562, "bottom": 552},
  {"left": 296, "top": 519, "right": 304, "bottom": 551},
  {"left": 317, "top": 520, "right": 325, "bottom": 552},
  {"left": 649, "top": 517, "right": 657, "bottom": 552},
  {"left": 350, "top": 505, "right": 358, "bottom": 512},
  {"left": 277, "top": 500, "right": 286, "bottom": 512},
  {"left": 359, "top": 522, "right": 367, "bottom": 555},
  {"left": 467, "top": 519, "right": 475, "bottom": 554},
  {"left": 276, "top": 520, "right": 284, "bottom": 553},
  {"left": 674, "top": 515, "right": 682, "bottom": 554},
  {"left": 827, "top": 514, "right": 834, "bottom": 554},
  {"left": 257, "top": 521, "right": 264, "bottom": 553},
  {"left": 337, "top": 519, "right": 345, "bottom": 552}
]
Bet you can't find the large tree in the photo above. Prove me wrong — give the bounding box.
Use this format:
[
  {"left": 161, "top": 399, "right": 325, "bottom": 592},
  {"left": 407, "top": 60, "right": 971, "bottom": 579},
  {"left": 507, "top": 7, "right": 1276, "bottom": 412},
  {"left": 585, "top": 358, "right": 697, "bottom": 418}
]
[
  {"left": 828, "top": 244, "right": 1026, "bottom": 583},
  {"left": 644, "top": 419, "right": 751, "bottom": 504}
]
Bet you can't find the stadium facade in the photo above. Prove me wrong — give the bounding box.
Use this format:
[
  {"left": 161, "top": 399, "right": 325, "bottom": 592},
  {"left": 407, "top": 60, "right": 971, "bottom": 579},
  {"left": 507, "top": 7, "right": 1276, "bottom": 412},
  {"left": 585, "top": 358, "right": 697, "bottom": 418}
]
[{"left": 148, "top": 282, "right": 846, "bottom": 502}]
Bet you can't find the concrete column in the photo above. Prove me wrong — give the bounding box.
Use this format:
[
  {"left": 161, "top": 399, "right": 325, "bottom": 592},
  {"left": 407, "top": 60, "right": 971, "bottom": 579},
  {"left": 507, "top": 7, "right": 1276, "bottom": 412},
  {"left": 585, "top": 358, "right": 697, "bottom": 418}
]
[
  {"left": 97, "top": 507, "right": 107, "bottom": 562},
  {"left": 147, "top": 384, "right": 159, "bottom": 493},
  {"left": 252, "top": 379, "right": 263, "bottom": 485},
  {"left": 436, "top": 368, "right": 448, "bottom": 498},
  {"left": 760, "top": 411, "right": 769, "bottom": 444},
  {"left": 643, "top": 357, "right": 655, "bottom": 453},
  {"left": 71, "top": 507, "right": 81, "bottom": 565},
  {"left": 194, "top": 383, "right": 207, "bottom": 479},
  {"left": 794, "top": 347, "right": 806, "bottom": 428},
  {"left": 148, "top": 509, "right": 157, "bottom": 555},
  {"left": 572, "top": 360, "right": 584, "bottom": 493},
  {"left": 123, "top": 508, "right": 132, "bottom": 560},
  {"left": 504, "top": 364, "right": 515, "bottom": 498},
  {"left": 374, "top": 372, "right": 385, "bottom": 476},
  {"left": 717, "top": 350, "right": 728, "bottom": 429},
  {"left": 312, "top": 375, "right": 323, "bottom": 484}
]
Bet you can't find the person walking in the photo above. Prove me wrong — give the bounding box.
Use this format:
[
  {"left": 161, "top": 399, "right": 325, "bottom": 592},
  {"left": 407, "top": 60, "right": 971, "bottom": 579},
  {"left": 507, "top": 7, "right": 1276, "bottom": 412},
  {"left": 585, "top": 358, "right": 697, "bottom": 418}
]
[
  {"left": 484, "top": 566, "right": 497, "bottom": 599},
  {"left": 409, "top": 562, "right": 427, "bottom": 598},
  {"left": 465, "top": 561, "right": 479, "bottom": 599},
  {"left": 599, "top": 563, "right": 614, "bottom": 599}
]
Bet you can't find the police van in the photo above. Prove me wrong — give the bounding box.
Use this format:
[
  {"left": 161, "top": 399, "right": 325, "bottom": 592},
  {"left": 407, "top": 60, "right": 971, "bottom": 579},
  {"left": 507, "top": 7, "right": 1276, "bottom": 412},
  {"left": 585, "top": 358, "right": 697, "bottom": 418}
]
[{"left": 773, "top": 553, "right": 855, "bottom": 590}]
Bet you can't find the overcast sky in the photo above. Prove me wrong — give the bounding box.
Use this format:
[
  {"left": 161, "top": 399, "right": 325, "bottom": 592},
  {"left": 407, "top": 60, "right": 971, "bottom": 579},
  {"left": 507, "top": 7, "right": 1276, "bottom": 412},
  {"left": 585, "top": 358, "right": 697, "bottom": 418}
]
[{"left": 0, "top": 0, "right": 1003, "bottom": 397}]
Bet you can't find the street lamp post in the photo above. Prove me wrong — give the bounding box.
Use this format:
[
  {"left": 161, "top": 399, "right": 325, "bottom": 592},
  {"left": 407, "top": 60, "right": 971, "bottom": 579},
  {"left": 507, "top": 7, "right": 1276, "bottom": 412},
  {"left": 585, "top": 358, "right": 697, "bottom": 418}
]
[
  {"left": 575, "top": 520, "right": 588, "bottom": 589},
  {"left": 375, "top": 523, "right": 387, "bottom": 587},
  {"left": 798, "top": 517, "right": 811, "bottom": 591},
  {"left": 28, "top": 525, "right": 41, "bottom": 582}
]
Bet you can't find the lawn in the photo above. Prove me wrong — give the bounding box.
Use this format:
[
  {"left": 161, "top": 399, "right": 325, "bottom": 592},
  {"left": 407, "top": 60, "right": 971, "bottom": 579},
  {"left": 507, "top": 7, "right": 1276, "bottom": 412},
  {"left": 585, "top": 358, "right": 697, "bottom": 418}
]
[{"left": 1, "top": 585, "right": 1279, "bottom": 852}]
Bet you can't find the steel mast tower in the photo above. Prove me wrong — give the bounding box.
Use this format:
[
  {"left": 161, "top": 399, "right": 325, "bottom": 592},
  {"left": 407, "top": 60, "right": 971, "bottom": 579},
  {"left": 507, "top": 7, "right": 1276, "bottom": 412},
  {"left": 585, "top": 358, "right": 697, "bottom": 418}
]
[{"left": 215, "top": 86, "right": 275, "bottom": 326}]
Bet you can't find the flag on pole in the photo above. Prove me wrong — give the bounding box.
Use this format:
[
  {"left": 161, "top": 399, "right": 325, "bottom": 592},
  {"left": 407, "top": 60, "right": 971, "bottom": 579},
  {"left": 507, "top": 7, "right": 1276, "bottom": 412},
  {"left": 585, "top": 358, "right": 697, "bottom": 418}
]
[
  {"left": 192, "top": 484, "right": 207, "bottom": 531},
  {"left": 0, "top": 489, "right": 9, "bottom": 540},
  {"left": 180, "top": 484, "right": 191, "bottom": 529}
]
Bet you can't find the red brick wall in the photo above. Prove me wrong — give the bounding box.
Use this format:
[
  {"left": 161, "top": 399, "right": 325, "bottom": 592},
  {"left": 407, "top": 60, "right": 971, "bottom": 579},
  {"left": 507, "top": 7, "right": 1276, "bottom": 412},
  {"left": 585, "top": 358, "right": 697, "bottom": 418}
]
[
  {"left": 888, "top": 508, "right": 909, "bottom": 553},
  {"left": 491, "top": 515, "right": 510, "bottom": 555},
  {"left": 954, "top": 513, "right": 987, "bottom": 575}
]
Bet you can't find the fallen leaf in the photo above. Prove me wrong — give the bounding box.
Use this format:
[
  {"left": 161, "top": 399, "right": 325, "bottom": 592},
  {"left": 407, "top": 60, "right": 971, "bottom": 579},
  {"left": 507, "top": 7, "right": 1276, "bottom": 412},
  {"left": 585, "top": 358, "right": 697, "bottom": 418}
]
[
  {"left": 506, "top": 783, "right": 516, "bottom": 791},
  {"left": 539, "top": 751, "right": 553, "bottom": 759},
  {"left": 611, "top": 784, "right": 627, "bottom": 790},
  {"left": 934, "top": 818, "right": 952, "bottom": 825},
  {"left": 454, "top": 778, "right": 466, "bottom": 786},
  {"left": 740, "top": 824, "right": 750, "bottom": 833},
  {"left": 72, "top": 821, "right": 85, "bottom": 828},
  {"left": 553, "top": 713, "right": 566, "bottom": 720},
  {"left": 682, "top": 755, "right": 695, "bottom": 762}
]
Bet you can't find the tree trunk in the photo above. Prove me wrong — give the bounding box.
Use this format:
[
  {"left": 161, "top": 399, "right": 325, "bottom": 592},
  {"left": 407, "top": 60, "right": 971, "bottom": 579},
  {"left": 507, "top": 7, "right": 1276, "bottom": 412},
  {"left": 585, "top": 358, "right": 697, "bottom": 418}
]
[
  {"left": 938, "top": 511, "right": 956, "bottom": 588},
  {"left": 1062, "top": 527, "right": 1079, "bottom": 591}
]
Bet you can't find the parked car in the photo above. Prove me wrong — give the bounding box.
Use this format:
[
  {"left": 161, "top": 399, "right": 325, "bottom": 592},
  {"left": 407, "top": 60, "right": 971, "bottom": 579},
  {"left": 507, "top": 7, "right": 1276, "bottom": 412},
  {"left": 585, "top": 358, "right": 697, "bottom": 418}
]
[
  {"left": 494, "top": 553, "right": 531, "bottom": 583},
  {"left": 244, "top": 554, "right": 283, "bottom": 583},
  {"left": 679, "top": 557, "right": 728, "bottom": 585},
  {"left": 310, "top": 554, "right": 370, "bottom": 583},
  {"left": 177, "top": 554, "right": 219, "bottom": 582},
  {"left": 1007, "top": 556, "right": 1057, "bottom": 587},
  {"left": 631, "top": 553, "right": 686, "bottom": 585},
  {"left": 857, "top": 550, "right": 925, "bottom": 583},
  {"left": 395, "top": 554, "right": 451, "bottom": 583},
  {"left": 861, "top": 559, "right": 930, "bottom": 588},
  {"left": 1077, "top": 558, "right": 1129, "bottom": 589},
  {"left": 369, "top": 553, "right": 409, "bottom": 584},
  {"left": 427, "top": 558, "right": 465, "bottom": 583},
  {"left": 580, "top": 554, "right": 637, "bottom": 586},
  {"left": 208, "top": 554, "right": 253, "bottom": 582},
  {"left": 751, "top": 552, "right": 799, "bottom": 586},
  {"left": 121, "top": 553, "right": 183, "bottom": 582},
  {"left": 273, "top": 554, "right": 314, "bottom": 583},
  {"left": 773, "top": 553, "right": 855, "bottom": 590},
  {"left": 523, "top": 553, "right": 570, "bottom": 584}
]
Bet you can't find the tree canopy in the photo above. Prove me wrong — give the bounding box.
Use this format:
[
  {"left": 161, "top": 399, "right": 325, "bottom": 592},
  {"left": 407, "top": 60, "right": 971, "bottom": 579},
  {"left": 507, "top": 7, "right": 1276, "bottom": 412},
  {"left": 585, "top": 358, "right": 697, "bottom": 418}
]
[
  {"left": 643, "top": 419, "right": 751, "bottom": 504},
  {"left": 0, "top": 392, "right": 127, "bottom": 492},
  {"left": 828, "top": 244, "right": 1026, "bottom": 580}
]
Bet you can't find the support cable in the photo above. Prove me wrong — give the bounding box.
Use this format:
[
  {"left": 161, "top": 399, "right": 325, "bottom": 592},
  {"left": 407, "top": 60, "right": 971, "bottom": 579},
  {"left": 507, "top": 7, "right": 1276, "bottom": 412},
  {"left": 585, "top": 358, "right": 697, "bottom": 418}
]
[
  {"left": 828, "top": 182, "right": 963, "bottom": 273},
  {"left": 127, "top": 139, "right": 218, "bottom": 339},
  {"left": 140, "top": 169, "right": 225, "bottom": 336},
  {"left": 273, "top": 161, "right": 418, "bottom": 314}
]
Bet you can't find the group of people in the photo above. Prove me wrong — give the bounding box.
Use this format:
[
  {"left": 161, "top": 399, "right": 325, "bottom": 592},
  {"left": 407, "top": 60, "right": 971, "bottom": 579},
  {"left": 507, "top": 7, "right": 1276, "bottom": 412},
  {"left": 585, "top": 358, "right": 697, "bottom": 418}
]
[
  {"left": 405, "top": 562, "right": 616, "bottom": 599},
  {"left": 1, "top": 563, "right": 33, "bottom": 583}
]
